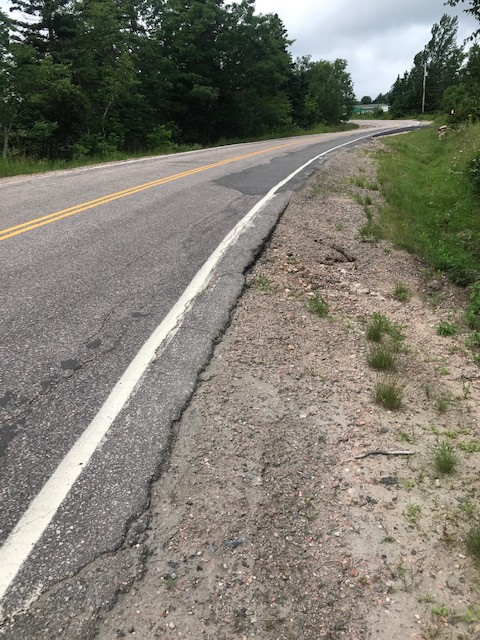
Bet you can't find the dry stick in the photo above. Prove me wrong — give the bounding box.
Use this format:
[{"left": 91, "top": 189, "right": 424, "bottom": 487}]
[
  {"left": 338, "top": 450, "right": 415, "bottom": 465},
  {"left": 355, "top": 450, "right": 414, "bottom": 460}
]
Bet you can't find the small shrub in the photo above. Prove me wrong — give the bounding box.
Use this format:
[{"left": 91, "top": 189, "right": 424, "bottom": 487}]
[
  {"left": 433, "top": 440, "right": 458, "bottom": 474},
  {"left": 368, "top": 345, "right": 396, "bottom": 371},
  {"left": 307, "top": 295, "right": 328, "bottom": 317},
  {"left": 393, "top": 283, "right": 411, "bottom": 302},
  {"left": 375, "top": 378, "right": 403, "bottom": 410},
  {"left": 466, "top": 524, "right": 480, "bottom": 561},
  {"left": 436, "top": 321, "right": 458, "bottom": 336}
]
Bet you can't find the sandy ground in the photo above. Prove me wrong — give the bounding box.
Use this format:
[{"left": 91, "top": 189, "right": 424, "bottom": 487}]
[{"left": 95, "top": 140, "right": 480, "bottom": 640}]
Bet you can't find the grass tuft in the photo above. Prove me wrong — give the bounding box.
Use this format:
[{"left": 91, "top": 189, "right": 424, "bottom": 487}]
[
  {"left": 433, "top": 440, "right": 458, "bottom": 474},
  {"left": 436, "top": 321, "right": 458, "bottom": 336},
  {"left": 466, "top": 524, "right": 480, "bottom": 561},
  {"left": 307, "top": 295, "right": 329, "bottom": 317},
  {"left": 374, "top": 378, "right": 403, "bottom": 410},
  {"left": 368, "top": 345, "right": 396, "bottom": 371},
  {"left": 393, "top": 283, "right": 411, "bottom": 302}
]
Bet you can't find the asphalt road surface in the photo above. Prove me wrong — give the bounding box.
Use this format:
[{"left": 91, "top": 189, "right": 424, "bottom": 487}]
[{"left": 0, "top": 121, "right": 421, "bottom": 636}]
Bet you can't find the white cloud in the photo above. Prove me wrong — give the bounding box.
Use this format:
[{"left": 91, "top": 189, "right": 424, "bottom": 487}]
[{"left": 255, "top": 0, "right": 478, "bottom": 98}]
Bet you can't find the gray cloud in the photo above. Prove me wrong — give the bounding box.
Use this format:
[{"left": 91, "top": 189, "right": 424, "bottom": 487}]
[{"left": 255, "top": 0, "right": 478, "bottom": 98}]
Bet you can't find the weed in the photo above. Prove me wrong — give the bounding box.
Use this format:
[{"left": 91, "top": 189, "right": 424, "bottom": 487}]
[
  {"left": 393, "top": 283, "right": 412, "bottom": 302},
  {"left": 436, "top": 395, "right": 449, "bottom": 414},
  {"left": 436, "top": 321, "right": 458, "bottom": 336},
  {"left": 418, "top": 593, "right": 435, "bottom": 604},
  {"left": 400, "top": 431, "right": 415, "bottom": 444},
  {"left": 335, "top": 222, "right": 344, "bottom": 231},
  {"left": 432, "top": 606, "right": 449, "bottom": 618},
  {"left": 424, "top": 384, "right": 432, "bottom": 399},
  {"left": 458, "top": 440, "right": 480, "bottom": 454},
  {"left": 358, "top": 221, "right": 382, "bottom": 242},
  {"left": 368, "top": 345, "right": 396, "bottom": 371},
  {"left": 461, "top": 500, "right": 476, "bottom": 517},
  {"left": 433, "top": 440, "right": 458, "bottom": 474},
  {"left": 254, "top": 274, "right": 271, "bottom": 292},
  {"left": 351, "top": 176, "right": 378, "bottom": 190},
  {"left": 466, "top": 282, "right": 480, "bottom": 330},
  {"left": 164, "top": 574, "right": 177, "bottom": 591},
  {"left": 403, "top": 479, "right": 415, "bottom": 492},
  {"left": 463, "top": 380, "right": 471, "bottom": 399},
  {"left": 437, "top": 366, "right": 450, "bottom": 376},
  {"left": 366, "top": 313, "right": 404, "bottom": 345},
  {"left": 307, "top": 295, "right": 328, "bottom": 317},
  {"left": 406, "top": 502, "right": 422, "bottom": 525},
  {"left": 466, "top": 524, "right": 480, "bottom": 561},
  {"left": 375, "top": 378, "right": 403, "bottom": 410},
  {"left": 287, "top": 255, "right": 300, "bottom": 265}
]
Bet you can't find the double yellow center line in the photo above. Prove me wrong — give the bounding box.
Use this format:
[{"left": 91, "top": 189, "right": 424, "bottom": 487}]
[{"left": 0, "top": 139, "right": 305, "bottom": 243}]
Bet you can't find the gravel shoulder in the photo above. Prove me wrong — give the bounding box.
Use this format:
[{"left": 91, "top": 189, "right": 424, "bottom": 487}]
[{"left": 95, "top": 140, "right": 480, "bottom": 640}]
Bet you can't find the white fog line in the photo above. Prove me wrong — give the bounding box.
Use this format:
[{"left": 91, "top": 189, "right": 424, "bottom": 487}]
[{"left": 0, "top": 131, "right": 374, "bottom": 612}]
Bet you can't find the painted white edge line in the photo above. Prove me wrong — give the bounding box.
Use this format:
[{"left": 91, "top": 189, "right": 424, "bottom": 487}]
[{"left": 0, "top": 131, "right": 374, "bottom": 612}]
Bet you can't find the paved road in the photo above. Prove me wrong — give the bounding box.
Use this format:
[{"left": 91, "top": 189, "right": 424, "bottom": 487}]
[{"left": 0, "top": 121, "right": 421, "bottom": 635}]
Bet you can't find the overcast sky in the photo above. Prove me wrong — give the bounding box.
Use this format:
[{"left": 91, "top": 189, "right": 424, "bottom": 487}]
[{"left": 255, "top": 0, "right": 478, "bottom": 100}]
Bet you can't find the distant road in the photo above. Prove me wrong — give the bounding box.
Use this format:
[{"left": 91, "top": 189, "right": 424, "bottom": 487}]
[{"left": 0, "top": 120, "right": 422, "bottom": 635}]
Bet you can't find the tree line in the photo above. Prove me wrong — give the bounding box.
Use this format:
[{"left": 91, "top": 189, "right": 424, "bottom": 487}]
[
  {"left": 388, "top": 2, "right": 480, "bottom": 122},
  {"left": 0, "top": 0, "right": 355, "bottom": 161}
]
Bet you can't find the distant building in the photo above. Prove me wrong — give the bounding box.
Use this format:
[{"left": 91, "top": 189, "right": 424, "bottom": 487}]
[{"left": 352, "top": 103, "right": 390, "bottom": 114}]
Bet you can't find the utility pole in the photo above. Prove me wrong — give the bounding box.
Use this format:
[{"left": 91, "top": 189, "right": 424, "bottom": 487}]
[{"left": 422, "top": 56, "right": 427, "bottom": 114}]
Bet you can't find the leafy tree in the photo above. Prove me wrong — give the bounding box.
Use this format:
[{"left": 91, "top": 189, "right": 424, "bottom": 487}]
[
  {"left": 447, "top": 0, "right": 480, "bottom": 36},
  {"left": 390, "top": 14, "right": 463, "bottom": 115},
  {"left": 360, "top": 95, "right": 372, "bottom": 104}
]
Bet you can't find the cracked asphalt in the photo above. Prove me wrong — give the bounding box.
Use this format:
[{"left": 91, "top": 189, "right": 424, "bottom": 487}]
[{"left": 0, "top": 123, "right": 420, "bottom": 636}]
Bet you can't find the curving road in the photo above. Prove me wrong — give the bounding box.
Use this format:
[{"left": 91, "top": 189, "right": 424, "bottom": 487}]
[{"left": 0, "top": 120, "right": 421, "bottom": 635}]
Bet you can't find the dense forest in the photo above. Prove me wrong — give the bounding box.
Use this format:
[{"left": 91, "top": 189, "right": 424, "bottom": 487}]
[
  {"left": 389, "top": 2, "right": 480, "bottom": 122},
  {"left": 0, "top": 0, "right": 355, "bottom": 161}
]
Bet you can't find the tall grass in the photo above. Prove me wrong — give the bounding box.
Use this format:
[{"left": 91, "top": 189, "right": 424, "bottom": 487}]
[{"left": 376, "top": 124, "right": 480, "bottom": 286}]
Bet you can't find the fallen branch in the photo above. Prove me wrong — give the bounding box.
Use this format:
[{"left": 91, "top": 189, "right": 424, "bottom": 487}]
[{"left": 355, "top": 450, "right": 414, "bottom": 460}]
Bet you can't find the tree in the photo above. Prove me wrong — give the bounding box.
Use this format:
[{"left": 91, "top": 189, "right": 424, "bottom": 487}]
[
  {"left": 389, "top": 14, "right": 463, "bottom": 115},
  {"left": 360, "top": 95, "right": 372, "bottom": 104},
  {"left": 447, "top": 0, "right": 480, "bottom": 37}
]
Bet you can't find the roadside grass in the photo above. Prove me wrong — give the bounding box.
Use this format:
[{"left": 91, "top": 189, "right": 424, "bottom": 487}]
[
  {"left": 436, "top": 321, "right": 458, "bottom": 336},
  {"left": 0, "top": 122, "right": 358, "bottom": 179},
  {"left": 368, "top": 345, "right": 396, "bottom": 371},
  {"left": 393, "top": 283, "right": 412, "bottom": 302},
  {"left": 432, "top": 440, "right": 458, "bottom": 474},
  {"left": 374, "top": 378, "right": 403, "bottom": 410},
  {"left": 365, "top": 312, "right": 404, "bottom": 348},
  {"left": 375, "top": 124, "right": 480, "bottom": 287},
  {"left": 306, "top": 295, "right": 329, "bottom": 317}
]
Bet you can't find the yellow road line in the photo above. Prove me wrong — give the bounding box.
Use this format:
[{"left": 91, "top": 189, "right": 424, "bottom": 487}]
[{"left": 0, "top": 139, "right": 305, "bottom": 242}]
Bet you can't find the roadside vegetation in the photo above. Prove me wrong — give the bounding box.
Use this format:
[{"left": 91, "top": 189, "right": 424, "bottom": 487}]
[{"left": 0, "top": 0, "right": 356, "bottom": 178}]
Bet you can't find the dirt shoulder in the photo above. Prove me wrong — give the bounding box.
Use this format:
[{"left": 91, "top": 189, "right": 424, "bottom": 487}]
[{"left": 95, "top": 140, "right": 480, "bottom": 640}]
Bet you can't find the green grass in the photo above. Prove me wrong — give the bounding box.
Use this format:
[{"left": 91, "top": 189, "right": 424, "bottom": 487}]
[
  {"left": 368, "top": 345, "right": 396, "bottom": 371},
  {"left": 376, "top": 124, "right": 480, "bottom": 286},
  {"left": 375, "top": 378, "right": 403, "bottom": 410},
  {"left": 466, "top": 524, "right": 480, "bottom": 561},
  {"left": 307, "top": 295, "right": 329, "bottom": 317},
  {"left": 433, "top": 440, "right": 458, "bottom": 474},
  {"left": 365, "top": 313, "right": 404, "bottom": 347},
  {"left": 393, "top": 283, "right": 411, "bottom": 302},
  {"left": 436, "top": 321, "right": 458, "bottom": 336}
]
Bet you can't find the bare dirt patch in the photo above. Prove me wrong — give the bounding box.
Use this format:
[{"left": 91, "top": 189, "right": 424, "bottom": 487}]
[{"left": 95, "top": 140, "right": 480, "bottom": 640}]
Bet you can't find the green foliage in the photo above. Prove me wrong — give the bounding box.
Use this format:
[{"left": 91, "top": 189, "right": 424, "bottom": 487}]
[
  {"left": 0, "top": 0, "right": 357, "bottom": 164},
  {"left": 374, "top": 378, "right": 403, "bottom": 410},
  {"left": 377, "top": 126, "right": 480, "bottom": 286},
  {"left": 368, "top": 346, "right": 396, "bottom": 371},
  {"left": 433, "top": 441, "right": 458, "bottom": 473},
  {"left": 466, "top": 524, "right": 480, "bottom": 561},
  {"left": 466, "top": 282, "right": 480, "bottom": 330},
  {"left": 436, "top": 321, "right": 458, "bottom": 336},
  {"left": 393, "top": 283, "right": 411, "bottom": 302},
  {"left": 467, "top": 153, "right": 480, "bottom": 195},
  {"left": 307, "top": 295, "right": 329, "bottom": 317}
]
